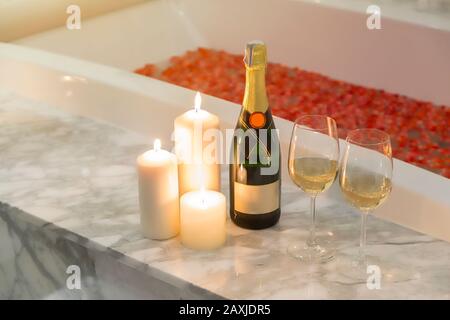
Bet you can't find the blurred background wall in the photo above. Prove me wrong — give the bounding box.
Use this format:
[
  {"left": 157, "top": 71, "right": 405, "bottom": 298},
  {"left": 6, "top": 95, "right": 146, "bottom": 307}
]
[{"left": 0, "top": 0, "right": 149, "bottom": 41}]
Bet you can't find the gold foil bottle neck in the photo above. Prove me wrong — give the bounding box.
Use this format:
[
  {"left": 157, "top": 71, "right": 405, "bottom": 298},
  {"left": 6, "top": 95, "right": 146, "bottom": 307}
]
[
  {"left": 244, "top": 40, "right": 267, "bottom": 69},
  {"left": 242, "top": 40, "right": 269, "bottom": 113}
]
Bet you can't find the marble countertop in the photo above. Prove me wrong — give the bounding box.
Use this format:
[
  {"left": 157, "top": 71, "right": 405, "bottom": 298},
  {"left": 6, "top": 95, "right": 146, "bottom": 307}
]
[{"left": 0, "top": 88, "right": 449, "bottom": 299}]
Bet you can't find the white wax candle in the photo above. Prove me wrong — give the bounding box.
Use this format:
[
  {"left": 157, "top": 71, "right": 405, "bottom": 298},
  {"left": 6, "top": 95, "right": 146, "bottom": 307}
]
[
  {"left": 174, "top": 92, "right": 221, "bottom": 195},
  {"left": 180, "top": 190, "right": 226, "bottom": 250},
  {"left": 137, "top": 139, "right": 179, "bottom": 240}
]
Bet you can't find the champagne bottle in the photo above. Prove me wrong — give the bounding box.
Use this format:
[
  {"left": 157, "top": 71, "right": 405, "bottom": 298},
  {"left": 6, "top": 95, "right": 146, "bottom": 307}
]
[{"left": 229, "top": 41, "right": 281, "bottom": 229}]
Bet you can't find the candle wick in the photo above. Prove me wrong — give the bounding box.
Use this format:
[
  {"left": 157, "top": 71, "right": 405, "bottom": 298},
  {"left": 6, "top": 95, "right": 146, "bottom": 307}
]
[
  {"left": 200, "top": 188, "right": 207, "bottom": 208},
  {"left": 194, "top": 92, "right": 201, "bottom": 113},
  {"left": 154, "top": 139, "right": 161, "bottom": 152}
]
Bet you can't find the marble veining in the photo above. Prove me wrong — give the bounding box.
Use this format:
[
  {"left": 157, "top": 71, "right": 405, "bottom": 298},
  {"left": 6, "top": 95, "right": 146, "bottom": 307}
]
[{"left": 0, "top": 88, "right": 449, "bottom": 299}]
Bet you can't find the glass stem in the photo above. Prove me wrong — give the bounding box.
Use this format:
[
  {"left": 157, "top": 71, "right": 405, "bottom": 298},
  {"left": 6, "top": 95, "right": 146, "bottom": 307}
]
[
  {"left": 359, "top": 211, "right": 369, "bottom": 261},
  {"left": 308, "top": 195, "right": 317, "bottom": 246}
]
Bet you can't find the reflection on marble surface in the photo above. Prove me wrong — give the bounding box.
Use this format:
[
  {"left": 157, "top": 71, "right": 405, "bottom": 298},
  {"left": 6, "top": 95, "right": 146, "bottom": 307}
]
[{"left": 0, "top": 89, "right": 449, "bottom": 299}]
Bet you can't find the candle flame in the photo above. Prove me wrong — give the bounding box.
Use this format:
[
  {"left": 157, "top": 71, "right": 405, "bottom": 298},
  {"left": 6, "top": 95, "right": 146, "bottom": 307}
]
[
  {"left": 154, "top": 139, "right": 161, "bottom": 151},
  {"left": 194, "top": 91, "right": 202, "bottom": 112}
]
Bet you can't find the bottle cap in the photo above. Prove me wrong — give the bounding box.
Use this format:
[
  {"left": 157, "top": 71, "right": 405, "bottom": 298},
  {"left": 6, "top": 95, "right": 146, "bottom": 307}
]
[{"left": 244, "top": 40, "right": 267, "bottom": 68}]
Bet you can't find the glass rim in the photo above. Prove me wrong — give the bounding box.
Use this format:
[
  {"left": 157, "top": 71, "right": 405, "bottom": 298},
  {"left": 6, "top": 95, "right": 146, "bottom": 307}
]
[
  {"left": 293, "top": 114, "right": 337, "bottom": 131},
  {"left": 346, "top": 128, "right": 390, "bottom": 146}
]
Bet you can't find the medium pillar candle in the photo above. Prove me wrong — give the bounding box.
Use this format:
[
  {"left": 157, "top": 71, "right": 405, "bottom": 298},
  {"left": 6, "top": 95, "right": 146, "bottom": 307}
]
[{"left": 137, "top": 139, "right": 179, "bottom": 240}]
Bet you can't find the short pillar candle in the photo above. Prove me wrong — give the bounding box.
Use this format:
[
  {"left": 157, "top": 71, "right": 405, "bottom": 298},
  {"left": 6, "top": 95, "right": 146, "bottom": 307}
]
[{"left": 180, "top": 190, "right": 226, "bottom": 250}]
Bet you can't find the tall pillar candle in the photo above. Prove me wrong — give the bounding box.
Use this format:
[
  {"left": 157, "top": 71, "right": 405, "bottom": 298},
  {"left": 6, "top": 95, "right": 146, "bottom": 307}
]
[
  {"left": 174, "top": 92, "right": 221, "bottom": 195},
  {"left": 137, "top": 139, "right": 179, "bottom": 240}
]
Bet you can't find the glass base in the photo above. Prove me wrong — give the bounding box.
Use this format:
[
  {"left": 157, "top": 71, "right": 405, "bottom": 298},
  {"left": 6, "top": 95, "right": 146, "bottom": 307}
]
[
  {"left": 287, "top": 242, "right": 335, "bottom": 263},
  {"left": 337, "top": 253, "right": 419, "bottom": 283}
]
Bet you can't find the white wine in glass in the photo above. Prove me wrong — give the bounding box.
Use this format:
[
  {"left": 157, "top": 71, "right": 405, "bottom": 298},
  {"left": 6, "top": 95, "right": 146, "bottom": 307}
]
[
  {"left": 291, "top": 157, "right": 338, "bottom": 195},
  {"left": 340, "top": 168, "right": 392, "bottom": 212},
  {"left": 288, "top": 115, "right": 339, "bottom": 263}
]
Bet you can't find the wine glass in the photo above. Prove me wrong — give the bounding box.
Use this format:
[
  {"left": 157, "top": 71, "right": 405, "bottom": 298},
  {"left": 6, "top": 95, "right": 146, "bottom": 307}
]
[
  {"left": 287, "top": 115, "right": 339, "bottom": 263},
  {"left": 339, "top": 129, "right": 394, "bottom": 279}
]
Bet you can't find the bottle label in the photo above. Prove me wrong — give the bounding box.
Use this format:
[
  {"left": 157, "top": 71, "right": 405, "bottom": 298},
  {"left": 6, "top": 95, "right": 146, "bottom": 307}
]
[{"left": 234, "top": 180, "right": 280, "bottom": 214}]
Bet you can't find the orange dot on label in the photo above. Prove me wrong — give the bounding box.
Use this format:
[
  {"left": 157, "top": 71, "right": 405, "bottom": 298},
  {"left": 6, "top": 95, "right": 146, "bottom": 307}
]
[{"left": 249, "top": 112, "right": 266, "bottom": 129}]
